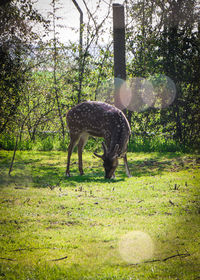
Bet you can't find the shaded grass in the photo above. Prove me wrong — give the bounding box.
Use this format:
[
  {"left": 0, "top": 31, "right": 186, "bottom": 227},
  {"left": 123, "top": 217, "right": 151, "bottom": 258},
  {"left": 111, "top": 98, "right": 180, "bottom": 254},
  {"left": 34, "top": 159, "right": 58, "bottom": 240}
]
[{"left": 0, "top": 150, "right": 200, "bottom": 279}]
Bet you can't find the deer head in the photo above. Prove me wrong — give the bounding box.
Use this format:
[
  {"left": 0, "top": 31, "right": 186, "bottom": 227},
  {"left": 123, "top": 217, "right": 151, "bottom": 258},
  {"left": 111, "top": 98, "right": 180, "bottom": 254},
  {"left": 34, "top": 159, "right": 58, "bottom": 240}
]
[{"left": 94, "top": 142, "right": 119, "bottom": 179}]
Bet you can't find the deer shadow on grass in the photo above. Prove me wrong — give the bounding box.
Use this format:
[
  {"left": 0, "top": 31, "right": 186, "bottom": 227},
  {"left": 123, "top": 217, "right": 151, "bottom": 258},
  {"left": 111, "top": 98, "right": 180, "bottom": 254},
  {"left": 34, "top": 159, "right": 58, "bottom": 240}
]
[
  {"left": 29, "top": 171, "right": 125, "bottom": 188},
  {"left": 0, "top": 163, "right": 124, "bottom": 189},
  {"left": 63, "top": 173, "right": 125, "bottom": 184},
  {"left": 1, "top": 152, "right": 198, "bottom": 189}
]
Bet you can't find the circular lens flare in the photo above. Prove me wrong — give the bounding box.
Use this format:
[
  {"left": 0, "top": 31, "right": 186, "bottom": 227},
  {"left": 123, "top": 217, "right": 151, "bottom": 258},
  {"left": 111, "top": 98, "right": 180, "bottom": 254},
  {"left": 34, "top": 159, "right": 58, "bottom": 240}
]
[
  {"left": 119, "top": 78, "right": 154, "bottom": 112},
  {"left": 149, "top": 74, "right": 176, "bottom": 109},
  {"left": 119, "top": 231, "right": 154, "bottom": 264},
  {"left": 140, "top": 78, "right": 155, "bottom": 107},
  {"left": 95, "top": 75, "right": 176, "bottom": 111},
  {"left": 118, "top": 81, "right": 132, "bottom": 109}
]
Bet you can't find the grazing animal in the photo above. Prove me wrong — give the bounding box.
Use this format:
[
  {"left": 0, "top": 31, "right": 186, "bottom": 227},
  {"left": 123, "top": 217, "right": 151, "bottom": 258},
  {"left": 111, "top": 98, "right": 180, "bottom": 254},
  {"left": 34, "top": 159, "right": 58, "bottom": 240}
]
[{"left": 66, "top": 101, "right": 131, "bottom": 179}]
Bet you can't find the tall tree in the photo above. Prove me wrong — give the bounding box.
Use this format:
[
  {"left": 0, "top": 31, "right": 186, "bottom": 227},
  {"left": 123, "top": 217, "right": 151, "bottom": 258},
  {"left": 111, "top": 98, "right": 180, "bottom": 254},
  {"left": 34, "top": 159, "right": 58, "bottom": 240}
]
[
  {"left": 0, "top": 0, "right": 46, "bottom": 134},
  {"left": 126, "top": 0, "right": 200, "bottom": 149}
]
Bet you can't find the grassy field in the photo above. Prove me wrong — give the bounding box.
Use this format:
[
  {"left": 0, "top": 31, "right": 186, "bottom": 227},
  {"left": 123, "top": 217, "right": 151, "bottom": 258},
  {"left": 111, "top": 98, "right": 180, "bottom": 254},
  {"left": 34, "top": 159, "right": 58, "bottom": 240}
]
[{"left": 0, "top": 150, "right": 200, "bottom": 280}]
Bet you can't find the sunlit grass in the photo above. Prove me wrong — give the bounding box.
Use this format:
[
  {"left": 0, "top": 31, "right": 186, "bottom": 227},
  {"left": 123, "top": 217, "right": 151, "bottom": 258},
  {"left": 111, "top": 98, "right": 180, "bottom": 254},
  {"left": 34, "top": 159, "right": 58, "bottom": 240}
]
[{"left": 0, "top": 150, "right": 200, "bottom": 279}]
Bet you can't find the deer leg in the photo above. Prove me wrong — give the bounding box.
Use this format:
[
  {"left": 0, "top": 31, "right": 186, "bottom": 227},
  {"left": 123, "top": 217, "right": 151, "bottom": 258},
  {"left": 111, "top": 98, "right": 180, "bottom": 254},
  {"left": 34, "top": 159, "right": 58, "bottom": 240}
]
[
  {"left": 123, "top": 154, "right": 132, "bottom": 177},
  {"left": 66, "top": 134, "right": 80, "bottom": 177},
  {"left": 78, "top": 134, "right": 88, "bottom": 175}
]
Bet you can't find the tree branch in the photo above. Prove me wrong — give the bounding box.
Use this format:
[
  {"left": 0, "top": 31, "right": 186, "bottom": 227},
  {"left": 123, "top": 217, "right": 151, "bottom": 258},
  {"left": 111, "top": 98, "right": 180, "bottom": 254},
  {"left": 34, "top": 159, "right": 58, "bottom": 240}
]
[
  {"left": 130, "top": 252, "right": 191, "bottom": 266},
  {"left": 49, "top": 255, "right": 68, "bottom": 262},
  {"left": 0, "top": 257, "right": 16, "bottom": 261}
]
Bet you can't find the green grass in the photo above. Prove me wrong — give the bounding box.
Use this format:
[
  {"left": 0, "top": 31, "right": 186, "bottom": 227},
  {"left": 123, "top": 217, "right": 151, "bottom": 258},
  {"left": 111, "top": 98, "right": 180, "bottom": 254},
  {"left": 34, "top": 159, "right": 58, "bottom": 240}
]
[{"left": 0, "top": 150, "right": 200, "bottom": 279}]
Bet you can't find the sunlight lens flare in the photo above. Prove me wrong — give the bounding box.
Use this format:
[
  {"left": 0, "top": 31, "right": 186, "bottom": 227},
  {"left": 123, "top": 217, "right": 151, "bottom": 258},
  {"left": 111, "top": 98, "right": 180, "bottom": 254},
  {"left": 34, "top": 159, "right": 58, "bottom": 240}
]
[
  {"left": 119, "top": 231, "right": 154, "bottom": 264},
  {"left": 119, "top": 75, "right": 176, "bottom": 111},
  {"left": 120, "top": 77, "right": 154, "bottom": 112},
  {"left": 96, "top": 75, "right": 176, "bottom": 111},
  {"left": 119, "top": 77, "right": 155, "bottom": 112},
  {"left": 148, "top": 74, "right": 176, "bottom": 109}
]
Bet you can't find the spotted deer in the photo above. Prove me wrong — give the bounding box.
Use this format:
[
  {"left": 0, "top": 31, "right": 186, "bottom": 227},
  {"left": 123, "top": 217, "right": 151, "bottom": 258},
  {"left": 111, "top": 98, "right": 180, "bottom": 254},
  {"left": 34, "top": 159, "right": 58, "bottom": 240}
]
[{"left": 66, "top": 101, "right": 131, "bottom": 179}]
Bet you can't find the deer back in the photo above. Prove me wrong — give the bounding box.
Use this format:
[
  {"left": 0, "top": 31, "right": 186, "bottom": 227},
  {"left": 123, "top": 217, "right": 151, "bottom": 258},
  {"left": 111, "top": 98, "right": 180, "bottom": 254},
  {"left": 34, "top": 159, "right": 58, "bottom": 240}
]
[{"left": 67, "top": 101, "right": 130, "bottom": 154}]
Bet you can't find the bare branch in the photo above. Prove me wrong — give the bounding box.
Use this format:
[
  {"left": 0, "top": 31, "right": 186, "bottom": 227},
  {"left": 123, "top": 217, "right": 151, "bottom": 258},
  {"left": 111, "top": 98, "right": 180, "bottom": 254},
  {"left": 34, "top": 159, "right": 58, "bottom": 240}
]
[
  {"left": 49, "top": 255, "right": 68, "bottom": 262},
  {"left": 129, "top": 252, "right": 191, "bottom": 266},
  {"left": 0, "top": 257, "right": 16, "bottom": 261}
]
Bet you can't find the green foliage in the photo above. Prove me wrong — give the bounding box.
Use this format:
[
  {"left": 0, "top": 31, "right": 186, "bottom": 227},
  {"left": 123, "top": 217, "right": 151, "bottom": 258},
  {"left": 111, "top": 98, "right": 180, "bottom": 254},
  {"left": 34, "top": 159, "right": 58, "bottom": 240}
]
[
  {"left": 0, "top": 133, "right": 193, "bottom": 153},
  {"left": 128, "top": 136, "right": 187, "bottom": 153},
  {"left": 0, "top": 134, "right": 15, "bottom": 150},
  {"left": 126, "top": 0, "right": 200, "bottom": 149},
  {"left": 0, "top": 0, "right": 199, "bottom": 154},
  {"left": 53, "top": 138, "right": 69, "bottom": 152},
  {"left": 0, "top": 0, "right": 47, "bottom": 134},
  {"left": 34, "top": 137, "right": 54, "bottom": 151}
]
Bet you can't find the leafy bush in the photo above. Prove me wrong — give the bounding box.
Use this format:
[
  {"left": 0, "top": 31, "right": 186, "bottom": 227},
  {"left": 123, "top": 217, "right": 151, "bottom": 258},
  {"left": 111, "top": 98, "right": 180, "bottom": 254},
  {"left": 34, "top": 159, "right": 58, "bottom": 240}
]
[
  {"left": 0, "top": 134, "right": 15, "bottom": 150},
  {"left": 128, "top": 135, "right": 188, "bottom": 153},
  {"left": 53, "top": 138, "right": 69, "bottom": 152},
  {"left": 34, "top": 137, "right": 54, "bottom": 151},
  {"left": 0, "top": 133, "right": 193, "bottom": 153}
]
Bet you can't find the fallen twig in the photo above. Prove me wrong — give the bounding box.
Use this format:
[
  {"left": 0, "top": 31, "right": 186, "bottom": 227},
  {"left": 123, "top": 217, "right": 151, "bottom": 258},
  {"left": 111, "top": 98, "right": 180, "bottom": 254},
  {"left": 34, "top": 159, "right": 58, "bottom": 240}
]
[
  {"left": 50, "top": 255, "right": 68, "bottom": 262},
  {"left": 162, "top": 253, "right": 190, "bottom": 262},
  {"left": 130, "top": 252, "right": 191, "bottom": 266},
  {"left": 9, "top": 247, "right": 54, "bottom": 252},
  {"left": 0, "top": 257, "right": 16, "bottom": 261}
]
